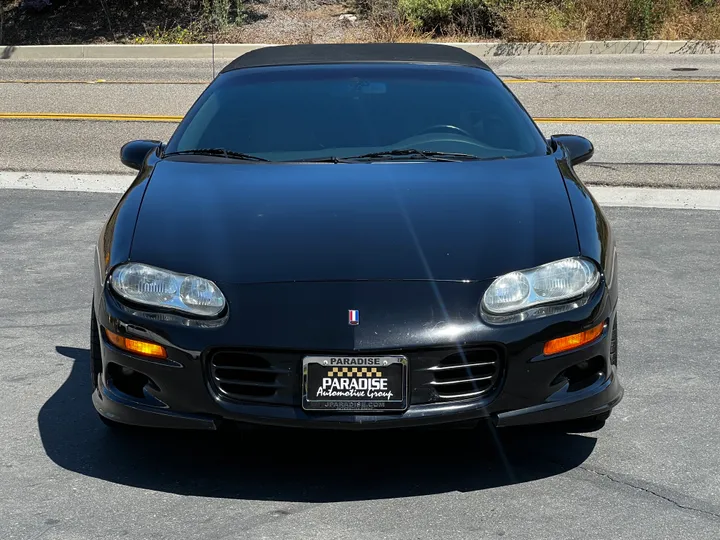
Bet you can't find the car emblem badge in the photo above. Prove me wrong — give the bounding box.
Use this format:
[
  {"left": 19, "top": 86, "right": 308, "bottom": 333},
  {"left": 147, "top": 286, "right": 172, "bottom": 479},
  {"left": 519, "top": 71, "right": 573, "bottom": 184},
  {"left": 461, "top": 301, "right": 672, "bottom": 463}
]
[{"left": 348, "top": 309, "right": 360, "bottom": 326}]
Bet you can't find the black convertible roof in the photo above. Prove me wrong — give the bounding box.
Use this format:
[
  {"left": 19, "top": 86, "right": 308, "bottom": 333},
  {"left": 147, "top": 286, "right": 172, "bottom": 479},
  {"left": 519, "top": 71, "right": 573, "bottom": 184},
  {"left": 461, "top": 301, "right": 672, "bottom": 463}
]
[{"left": 220, "top": 43, "right": 490, "bottom": 73}]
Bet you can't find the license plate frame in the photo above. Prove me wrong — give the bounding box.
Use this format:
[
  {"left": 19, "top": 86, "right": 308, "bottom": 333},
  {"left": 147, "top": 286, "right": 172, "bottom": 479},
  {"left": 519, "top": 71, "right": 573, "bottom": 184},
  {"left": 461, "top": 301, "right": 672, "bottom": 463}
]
[{"left": 302, "top": 356, "right": 408, "bottom": 412}]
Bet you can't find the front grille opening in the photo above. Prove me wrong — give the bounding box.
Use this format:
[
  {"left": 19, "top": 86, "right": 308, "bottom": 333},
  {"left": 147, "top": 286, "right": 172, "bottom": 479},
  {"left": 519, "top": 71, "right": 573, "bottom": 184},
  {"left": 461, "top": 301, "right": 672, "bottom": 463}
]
[
  {"left": 106, "top": 362, "right": 153, "bottom": 399},
  {"left": 553, "top": 355, "right": 606, "bottom": 392},
  {"left": 430, "top": 349, "right": 501, "bottom": 400},
  {"left": 209, "top": 351, "right": 280, "bottom": 401}
]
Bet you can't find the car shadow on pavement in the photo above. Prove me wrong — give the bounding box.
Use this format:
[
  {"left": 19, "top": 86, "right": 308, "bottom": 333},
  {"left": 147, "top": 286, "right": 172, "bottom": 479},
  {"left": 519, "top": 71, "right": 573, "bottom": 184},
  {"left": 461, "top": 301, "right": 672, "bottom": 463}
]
[{"left": 39, "top": 346, "right": 598, "bottom": 502}]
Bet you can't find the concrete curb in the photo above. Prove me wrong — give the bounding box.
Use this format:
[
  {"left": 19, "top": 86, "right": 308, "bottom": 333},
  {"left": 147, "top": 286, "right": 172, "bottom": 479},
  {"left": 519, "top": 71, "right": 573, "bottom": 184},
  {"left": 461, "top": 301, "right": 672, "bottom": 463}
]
[
  {"left": 456, "top": 39, "right": 720, "bottom": 56},
  {"left": 1, "top": 40, "right": 719, "bottom": 60},
  {"left": 4, "top": 171, "right": 720, "bottom": 208}
]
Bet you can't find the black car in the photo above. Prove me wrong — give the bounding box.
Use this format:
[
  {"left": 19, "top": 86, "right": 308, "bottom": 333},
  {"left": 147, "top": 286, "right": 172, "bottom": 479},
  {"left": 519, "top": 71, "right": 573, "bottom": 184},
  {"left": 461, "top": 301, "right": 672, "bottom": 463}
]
[{"left": 91, "top": 43, "right": 622, "bottom": 432}]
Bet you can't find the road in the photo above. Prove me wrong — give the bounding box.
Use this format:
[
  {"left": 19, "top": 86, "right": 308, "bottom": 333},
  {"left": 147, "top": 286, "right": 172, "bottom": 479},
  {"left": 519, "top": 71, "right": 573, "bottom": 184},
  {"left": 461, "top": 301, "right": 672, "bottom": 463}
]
[
  {"left": 1, "top": 192, "right": 719, "bottom": 540},
  {"left": 1, "top": 54, "right": 719, "bottom": 187},
  {"left": 1, "top": 53, "right": 720, "bottom": 540}
]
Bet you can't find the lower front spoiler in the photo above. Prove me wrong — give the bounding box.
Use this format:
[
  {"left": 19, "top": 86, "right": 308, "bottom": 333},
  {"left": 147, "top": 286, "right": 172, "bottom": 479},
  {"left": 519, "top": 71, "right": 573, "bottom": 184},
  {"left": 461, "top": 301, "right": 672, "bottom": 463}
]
[
  {"left": 495, "top": 367, "right": 623, "bottom": 427},
  {"left": 93, "top": 366, "right": 623, "bottom": 431},
  {"left": 93, "top": 381, "right": 216, "bottom": 430}
]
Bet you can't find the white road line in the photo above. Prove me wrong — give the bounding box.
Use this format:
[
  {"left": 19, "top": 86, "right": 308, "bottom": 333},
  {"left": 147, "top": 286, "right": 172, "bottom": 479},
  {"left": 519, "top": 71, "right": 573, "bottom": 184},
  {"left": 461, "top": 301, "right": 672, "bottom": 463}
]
[
  {"left": 589, "top": 186, "right": 720, "bottom": 210},
  {"left": 1, "top": 172, "right": 720, "bottom": 210},
  {"left": 0, "top": 171, "right": 131, "bottom": 193}
]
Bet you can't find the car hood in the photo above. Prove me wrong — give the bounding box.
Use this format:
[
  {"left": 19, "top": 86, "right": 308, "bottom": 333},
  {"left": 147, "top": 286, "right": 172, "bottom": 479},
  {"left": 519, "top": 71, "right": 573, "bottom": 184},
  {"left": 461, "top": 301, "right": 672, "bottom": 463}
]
[{"left": 130, "top": 156, "right": 579, "bottom": 285}]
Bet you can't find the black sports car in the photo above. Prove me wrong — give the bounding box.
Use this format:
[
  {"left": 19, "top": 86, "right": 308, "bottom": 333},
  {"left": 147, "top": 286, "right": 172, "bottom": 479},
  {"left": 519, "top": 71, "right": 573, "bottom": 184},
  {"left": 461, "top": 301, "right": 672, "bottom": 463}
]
[{"left": 91, "top": 43, "right": 622, "bottom": 432}]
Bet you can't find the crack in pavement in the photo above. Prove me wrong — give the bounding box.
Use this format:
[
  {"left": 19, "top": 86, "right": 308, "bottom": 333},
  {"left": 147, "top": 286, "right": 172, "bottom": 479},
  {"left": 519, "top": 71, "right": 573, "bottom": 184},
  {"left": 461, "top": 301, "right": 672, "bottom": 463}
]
[
  {"left": 528, "top": 448, "right": 720, "bottom": 521},
  {"left": 28, "top": 525, "right": 54, "bottom": 540},
  {"left": 575, "top": 463, "right": 720, "bottom": 521}
]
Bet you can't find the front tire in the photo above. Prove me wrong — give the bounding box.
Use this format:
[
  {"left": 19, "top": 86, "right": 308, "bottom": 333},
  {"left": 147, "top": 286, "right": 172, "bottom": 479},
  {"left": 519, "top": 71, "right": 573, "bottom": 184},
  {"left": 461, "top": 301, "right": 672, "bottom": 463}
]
[
  {"left": 98, "top": 413, "right": 130, "bottom": 431},
  {"left": 90, "top": 304, "right": 102, "bottom": 390},
  {"left": 558, "top": 411, "right": 611, "bottom": 433}
]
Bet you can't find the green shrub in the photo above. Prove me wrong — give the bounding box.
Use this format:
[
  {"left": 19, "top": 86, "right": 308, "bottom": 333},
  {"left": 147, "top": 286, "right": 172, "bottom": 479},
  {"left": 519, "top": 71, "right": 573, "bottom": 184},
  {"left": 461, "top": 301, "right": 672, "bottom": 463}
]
[
  {"left": 629, "top": 0, "right": 653, "bottom": 38},
  {"left": 397, "top": 0, "right": 504, "bottom": 36},
  {"left": 628, "top": 0, "right": 675, "bottom": 39},
  {"left": 202, "top": 0, "right": 248, "bottom": 28},
  {"left": 134, "top": 24, "right": 205, "bottom": 44}
]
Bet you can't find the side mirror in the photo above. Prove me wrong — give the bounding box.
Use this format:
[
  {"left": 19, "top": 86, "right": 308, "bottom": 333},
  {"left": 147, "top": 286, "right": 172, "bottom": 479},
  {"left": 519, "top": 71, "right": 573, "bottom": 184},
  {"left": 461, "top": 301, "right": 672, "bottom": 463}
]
[
  {"left": 120, "top": 140, "right": 162, "bottom": 170},
  {"left": 551, "top": 134, "right": 594, "bottom": 166}
]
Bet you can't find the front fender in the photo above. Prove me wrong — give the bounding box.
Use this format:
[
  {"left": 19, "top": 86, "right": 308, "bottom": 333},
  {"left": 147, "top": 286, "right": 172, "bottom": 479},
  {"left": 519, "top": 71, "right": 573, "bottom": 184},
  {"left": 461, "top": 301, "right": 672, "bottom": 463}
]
[
  {"left": 557, "top": 155, "right": 618, "bottom": 299},
  {"left": 94, "top": 152, "right": 161, "bottom": 313}
]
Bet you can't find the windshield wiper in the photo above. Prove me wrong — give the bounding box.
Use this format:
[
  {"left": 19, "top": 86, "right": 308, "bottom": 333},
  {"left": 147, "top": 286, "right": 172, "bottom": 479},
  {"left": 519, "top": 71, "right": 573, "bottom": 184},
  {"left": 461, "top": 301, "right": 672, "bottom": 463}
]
[
  {"left": 291, "top": 156, "right": 349, "bottom": 164},
  {"left": 344, "top": 149, "right": 480, "bottom": 162},
  {"left": 292, "top": 149, "right": 481, "bottom": 164},
  {"left": 164, "top": 148, "right": 269, "bottom": 162}
]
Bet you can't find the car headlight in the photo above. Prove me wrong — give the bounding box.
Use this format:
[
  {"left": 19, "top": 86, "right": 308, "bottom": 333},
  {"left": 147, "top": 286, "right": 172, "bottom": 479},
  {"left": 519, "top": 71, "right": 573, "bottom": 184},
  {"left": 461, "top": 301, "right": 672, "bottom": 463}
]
[
  {"left": 110, "top": 263, "right": 226, "bottom": 317},
  {"left": 482, "top": 257, "right": 600, "bottom": 317}
]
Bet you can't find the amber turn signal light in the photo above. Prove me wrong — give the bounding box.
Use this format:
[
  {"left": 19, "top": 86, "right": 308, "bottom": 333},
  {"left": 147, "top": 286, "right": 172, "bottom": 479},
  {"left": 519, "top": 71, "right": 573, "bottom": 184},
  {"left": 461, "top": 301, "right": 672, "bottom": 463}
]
[
  {"left": 104, "top": 328, "right": 167, "bottom": 359},
  {"left": 543, "top": 321, "right": 606, "bottom": 356}
]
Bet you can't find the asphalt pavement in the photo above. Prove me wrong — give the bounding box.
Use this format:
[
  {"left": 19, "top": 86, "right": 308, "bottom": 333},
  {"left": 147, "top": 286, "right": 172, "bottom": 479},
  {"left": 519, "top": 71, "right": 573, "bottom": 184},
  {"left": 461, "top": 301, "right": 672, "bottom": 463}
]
[
  {"left": 2, "top": 54, "right": 720, "bottom": 81},
  {"left": 1, "top": 191, "right": 719, "bottom": 540},
  {"left": 3, "top": 73, "right": 720, "bottom": 119},
  {"left": 1, "top": 52, "right": 720, "bottom": 540},
  {"left": 2, "top": 119, "right": 719, "bottom": 188}
]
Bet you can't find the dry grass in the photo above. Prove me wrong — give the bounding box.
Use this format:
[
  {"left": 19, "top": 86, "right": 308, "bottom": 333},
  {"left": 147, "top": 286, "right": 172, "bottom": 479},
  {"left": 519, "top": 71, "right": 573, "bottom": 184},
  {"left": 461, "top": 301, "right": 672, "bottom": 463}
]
[
  {"left": 502, "top": 4, "right": 585, "bottom": 42},
  {"left": 502, "top": 0, "right": 634, "bottom": 42},
  {"left": 502, "top": 0, "right": 720, "bottom": 42},
  {"left": 367, "top": 17, "right": 430, "bottom": 42},
  {"left": 658, "top": 4, "right": 720, "bottom": 40}
]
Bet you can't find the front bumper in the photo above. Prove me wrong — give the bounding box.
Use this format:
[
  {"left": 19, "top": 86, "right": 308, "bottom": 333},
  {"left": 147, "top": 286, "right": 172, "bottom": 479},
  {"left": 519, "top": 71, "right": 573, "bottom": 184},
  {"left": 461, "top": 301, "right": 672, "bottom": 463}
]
[
  {"left": 93, "top": 364, "right": 622, "bottom": 430},
  {"left": 93, "top": 286, "right": 623, "bottom": 431}
]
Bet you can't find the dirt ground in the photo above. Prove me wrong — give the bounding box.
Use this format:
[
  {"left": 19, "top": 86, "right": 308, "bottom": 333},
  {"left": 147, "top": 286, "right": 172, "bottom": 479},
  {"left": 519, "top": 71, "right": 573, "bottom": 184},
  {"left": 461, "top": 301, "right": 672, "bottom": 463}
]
[
  {"left": 218, "top": 0, "right": 372, "bottom": 44},
  {"left": 0, "top": 0, "right": 371, "bottom": 45}
]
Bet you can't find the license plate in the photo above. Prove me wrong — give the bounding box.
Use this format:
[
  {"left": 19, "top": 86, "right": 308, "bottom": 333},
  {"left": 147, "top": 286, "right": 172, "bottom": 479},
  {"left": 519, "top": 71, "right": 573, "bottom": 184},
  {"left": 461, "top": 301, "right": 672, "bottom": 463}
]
[{"left": 302, "top": 356, "right": 408, "bottom": 412}]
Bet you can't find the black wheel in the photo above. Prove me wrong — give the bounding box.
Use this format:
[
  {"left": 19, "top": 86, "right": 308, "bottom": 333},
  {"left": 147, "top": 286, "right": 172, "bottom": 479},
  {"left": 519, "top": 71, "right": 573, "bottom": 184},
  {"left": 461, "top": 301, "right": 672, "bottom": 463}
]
[
  {"left": 90, "top": 304, "right": 102, "bottom": 390},
  {"left": 98, "top": 413, "right": 129, "bottom": 431},
  {"left": 593, "top": 411, "right": 611, "bottom": 422},
  {"left": 557, "top": 411, "right": 611, "bottom": 433},
  {"left": 98, "top": 413, "right": 116, "bottom": 428}
]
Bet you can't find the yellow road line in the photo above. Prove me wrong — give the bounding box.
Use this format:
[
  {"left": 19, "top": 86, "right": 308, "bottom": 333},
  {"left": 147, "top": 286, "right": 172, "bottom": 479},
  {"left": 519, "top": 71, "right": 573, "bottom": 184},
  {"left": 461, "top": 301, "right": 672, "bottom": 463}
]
[
  {"left": 2, "top": 113, "right": 720, "bottom": 124},
  {"left": 535, "top": 117, "right": 720, "bottom": 124},
  {"left": 505, "top": 78, "right": 720, "bottom": 84},
  {"left": 1, "top": 77, "right": 720, "bottom": 85},
  {"left": 0, "top": 112, "right": 183, "bottom": 122},
  {"left": 0, "top": 79, "right": 208, "bottom": 85}
]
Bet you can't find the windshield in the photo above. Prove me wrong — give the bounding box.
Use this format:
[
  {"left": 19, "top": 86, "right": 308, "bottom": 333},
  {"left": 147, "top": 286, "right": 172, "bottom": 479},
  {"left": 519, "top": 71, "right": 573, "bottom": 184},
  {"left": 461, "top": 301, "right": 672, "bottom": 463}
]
[{"left": 166, "top": 63, "right": 549, "bottom": 162}]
